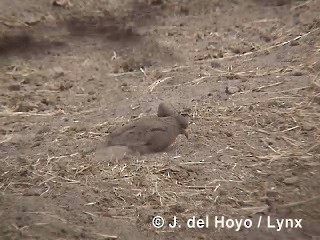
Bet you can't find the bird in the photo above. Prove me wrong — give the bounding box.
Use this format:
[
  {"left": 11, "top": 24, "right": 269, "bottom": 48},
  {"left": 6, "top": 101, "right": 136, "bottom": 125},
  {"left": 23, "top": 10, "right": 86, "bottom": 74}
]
[{"left": 106, "top": 102, "right": 188, "bottom": 154}]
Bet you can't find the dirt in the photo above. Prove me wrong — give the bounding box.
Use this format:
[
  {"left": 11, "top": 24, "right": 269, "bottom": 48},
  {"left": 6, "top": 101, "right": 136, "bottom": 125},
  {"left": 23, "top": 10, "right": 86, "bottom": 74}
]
[{"left": 0, "top": 0, "right": 320, "bottom": 239}]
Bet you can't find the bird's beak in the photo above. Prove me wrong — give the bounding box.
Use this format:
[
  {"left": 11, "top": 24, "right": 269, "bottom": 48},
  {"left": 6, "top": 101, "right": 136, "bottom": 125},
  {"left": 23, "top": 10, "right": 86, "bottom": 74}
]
[{"left": 182, "top": 129, "right": 189, "bottom": 139}]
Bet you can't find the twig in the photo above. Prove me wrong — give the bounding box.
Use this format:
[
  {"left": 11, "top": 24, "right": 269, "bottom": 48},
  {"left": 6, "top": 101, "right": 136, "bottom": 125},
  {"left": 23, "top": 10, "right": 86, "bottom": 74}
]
[
  {"left": 187, "top": 185, "right": 223, "bottom": 189},
  {"left": 83, "top": 211, "right": 98, "bottom": 218},
  {"left": 214, "top": 184, "right": 221, "bottom": 192},
  {"left": 39, "top": 176, "right": 56, "bottom": 186},
  {"left": 75, "top": 165, "right": 92, "bottom": 176},
  {"left": 191, "top": 76, "right": 211, "bottom": 85},
  {"left": 0, "top": 110, "right": 65, "bottom": 117},
  {"left": 84, "top": 202, "right": 98, "bottom": 206},
  {"left": 108, "top": 71, "right": 140, "bottom": 77},
  {"left": 140, "top": 67, "right": 147, "bottom": 78},
  {"left": 146, "top": 77, "right": 172, "bottom": 92},
  {"left": 96, "top": 233, "right": 118, "bottom": 239},
  {"left": 254, "top": 128, "right": 271, "bottom": 135},
  {"left": 0, "top": 134, "right": 13, "bottom": 144},
  {"left": 281, "top": 136, "right": 299, "bottom": 147},
  {"left": 58, "top": 176, "right": 81, "bottom": 183},
  {"left": 40, "top": 183, "right": 50, "bottom": 196},
  {"left": 261, "top": 139, "right": 278, "bottom": 153},
  {"left": 281, "top": 126, "right": 300, "bottom": 132},
  {"left": 252, "top": 82, "right": 283, "bottom": 92},
  {"left": 179, "top": 161, "right": 211, "bottom": 165}
]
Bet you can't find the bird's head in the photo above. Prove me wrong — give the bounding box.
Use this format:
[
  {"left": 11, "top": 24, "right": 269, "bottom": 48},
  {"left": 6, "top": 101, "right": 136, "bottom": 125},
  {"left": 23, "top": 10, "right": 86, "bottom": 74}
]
[
  {"left": 175, "top": 115, "right": 189, "bottom": 139},
  {"left": 158, "top": 102, "right": 189, "bottom": 139},
  {"left": 157, "top": 102, "right": 176, "bottom": 117}
]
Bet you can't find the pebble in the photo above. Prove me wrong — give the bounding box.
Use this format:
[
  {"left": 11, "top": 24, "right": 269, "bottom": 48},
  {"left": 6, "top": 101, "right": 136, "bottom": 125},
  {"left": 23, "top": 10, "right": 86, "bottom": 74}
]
[
  {"left": 225, "top": 86, "right": 241, "bottom": 94},
  {"left": 283, "top": 176, "right": 299, "bottom": 185}
]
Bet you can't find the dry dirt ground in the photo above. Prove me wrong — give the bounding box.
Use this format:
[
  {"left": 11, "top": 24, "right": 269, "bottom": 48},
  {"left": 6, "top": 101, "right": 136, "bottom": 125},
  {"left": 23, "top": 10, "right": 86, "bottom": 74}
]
[{"left": 0, "top": 0, "right": 320, "bottom": 239}]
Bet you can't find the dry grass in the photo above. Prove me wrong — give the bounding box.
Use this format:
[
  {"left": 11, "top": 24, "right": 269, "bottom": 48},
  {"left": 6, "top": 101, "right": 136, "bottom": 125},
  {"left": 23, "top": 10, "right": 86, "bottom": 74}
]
[{"left": 1, "top": 72, "right": 319, "bottom": 220}]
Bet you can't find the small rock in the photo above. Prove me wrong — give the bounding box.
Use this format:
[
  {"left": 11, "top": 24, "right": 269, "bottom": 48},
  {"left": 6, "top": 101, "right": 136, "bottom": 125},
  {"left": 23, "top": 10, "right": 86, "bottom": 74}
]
[
  {"left": 25, "top": 16, "right": 41, "bottom": 26},
  {"left": 266, "top": 190, "right": 280, "bottom": 198},
  {"left": 53, "top": 0, "right": 71, "bottom": 7},
  {"left": 219, "top": 189, "right": 227, "bottom": 196},
  {"left": 210, "top": 61, "right": 221, "bottom": 68},
  {"left": 225, "top": 132, "right": 233, "bottom": 137},
  {"left": 291, "top": 70, "right": 306, "bottom": 76},
  {"left": 283, "top": 176, "right": 299, "bottom": 185},
  {"left": 182, "top": 107, "right": 192, "bottom": 114},
  {"left": 302, "top": 123, "right": 315, "bottom": 131},
  {"left": 41, "top": 98, "right": 52, "bottom": 106},
  {"left": 61, "top": 117, "right": 69, "bottom": 122},
  {"left": 194, "top": 32, "right": 204, "bottom": 42},
  {"left": 166, "top": 31, "right": 174, "bottom": 37},
  {"left": 92, "top": 187, "right": 99, "bottom": 194},
  {"left": 313, "top": 96, "right": 320, "bottom": 105},
  {"left": 8, "top": 84, "right": 21, "bottom": 91},
  {"left": 120, "top": 82, "right": 130, "bottom": 92},
  {"left": 52, "top": 66, "right": 65, "bottom": 79},
  {"left": 225, "top": 86, "right": 241, "bottom": 94},
  {"left": 290, "top": 40, "right": 299, "bottom": 46},
  {"left": 21, "top": 77, "right": 31, "bottom": 84},
  {"left": 14, "top": 103, "right": 36, "bottom": 112},
  {"left": 0, "top": 128, "right": 6, "bottom": 135},
  {"left": 23, "top": 187, "right": 44, "bottom": 196},
  {"left": 37, "top": 125, "right": 51, "bottom": 135},
  {"left": 59, "top": 82, "right": 72, "bottom": 91},
  {"left": 169, "top": 203, "right": 187, "bottom": 213}
]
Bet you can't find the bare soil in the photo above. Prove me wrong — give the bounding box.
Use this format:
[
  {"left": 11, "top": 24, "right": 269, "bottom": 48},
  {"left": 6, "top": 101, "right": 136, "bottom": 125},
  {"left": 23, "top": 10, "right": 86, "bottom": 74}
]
[{"left": 0, "top": 0, "right": 320, "bottom": 239}]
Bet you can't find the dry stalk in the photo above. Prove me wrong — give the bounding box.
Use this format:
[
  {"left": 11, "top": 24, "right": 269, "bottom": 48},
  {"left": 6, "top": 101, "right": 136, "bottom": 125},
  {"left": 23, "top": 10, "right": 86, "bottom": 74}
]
[{"left": 146, "top": 76, "right": 172, "bottom": 93}]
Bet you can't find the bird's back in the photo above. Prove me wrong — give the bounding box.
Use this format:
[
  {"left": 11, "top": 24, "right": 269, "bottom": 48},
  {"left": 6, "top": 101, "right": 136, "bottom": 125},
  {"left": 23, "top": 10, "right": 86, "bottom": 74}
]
[{"left": 107, "top": 116, "right": 181, "bottom": 153}]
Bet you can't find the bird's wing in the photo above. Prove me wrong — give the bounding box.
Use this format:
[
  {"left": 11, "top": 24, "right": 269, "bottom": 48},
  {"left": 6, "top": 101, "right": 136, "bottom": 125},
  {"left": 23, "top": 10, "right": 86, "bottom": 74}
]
[{"left": 107, "top": 117, "right": 179, "bottom": 153}]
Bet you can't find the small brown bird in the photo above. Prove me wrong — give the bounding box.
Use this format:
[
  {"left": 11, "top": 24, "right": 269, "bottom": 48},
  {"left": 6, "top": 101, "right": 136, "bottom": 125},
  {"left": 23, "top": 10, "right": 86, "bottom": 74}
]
[{"left": 106, "top": 102, "right": 188, "bottom": 154}]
